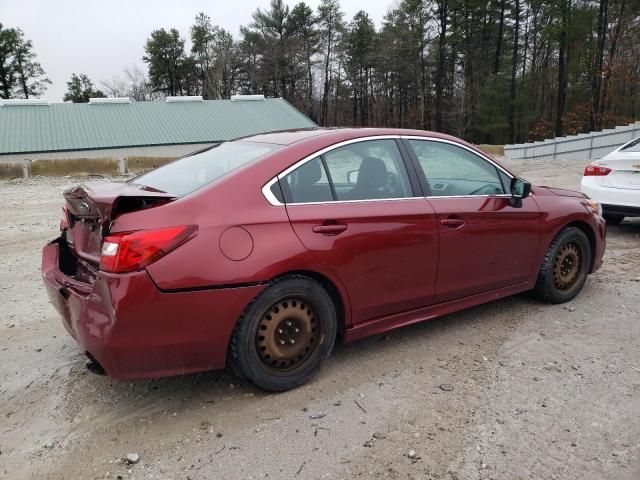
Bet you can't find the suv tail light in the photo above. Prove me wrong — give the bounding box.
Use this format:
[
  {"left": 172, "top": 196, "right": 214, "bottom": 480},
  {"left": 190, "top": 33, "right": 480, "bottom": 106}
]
[
  {"left": 584, "top": 165, "right": 612, "bottom": 176},
  {"left": 100, "top": 225, "right": 197, "bottom": 273}
]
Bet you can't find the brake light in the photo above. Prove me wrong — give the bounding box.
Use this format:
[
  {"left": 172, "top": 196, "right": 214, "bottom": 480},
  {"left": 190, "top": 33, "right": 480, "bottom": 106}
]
[
  {"left": 100, "top": 225, "right": 197, "bottom": 273},
  {"left": 584, "top": 165, "right": 611, "bottom": 176}
]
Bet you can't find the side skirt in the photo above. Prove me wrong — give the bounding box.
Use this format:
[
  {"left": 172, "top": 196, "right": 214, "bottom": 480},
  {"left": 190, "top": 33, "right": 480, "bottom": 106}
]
[{"left": 344, "top": 281, "right": 534, "bottom": 343}]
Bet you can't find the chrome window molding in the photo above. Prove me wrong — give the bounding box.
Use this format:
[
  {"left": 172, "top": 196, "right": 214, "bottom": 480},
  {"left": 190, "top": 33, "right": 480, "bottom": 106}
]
[
  {"left": 282, "top": 196, "right": 426, "bottom": 207},
  {"left": 262, "top": 180, "right": 284, "bottom": 206},
  {"left": 262, "top": 135, "right": 403, "bottom": 206},
  {"left": 426, "top": 194, "right": 513, "bottom": 199},
  {"left": 261, "top": 135, "right": 515, "bottom": 206}
]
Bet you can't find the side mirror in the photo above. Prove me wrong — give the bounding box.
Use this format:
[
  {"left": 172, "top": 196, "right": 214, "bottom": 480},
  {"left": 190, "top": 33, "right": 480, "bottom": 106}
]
[
  {"left": 510, "top": 177, "right": 532, "bottom": 199},
  {"left": 347, "top": 170, "right": 359, "bottom": 185}
]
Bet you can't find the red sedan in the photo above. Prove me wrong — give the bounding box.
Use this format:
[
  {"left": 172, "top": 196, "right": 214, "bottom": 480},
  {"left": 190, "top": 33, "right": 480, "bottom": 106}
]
[{"left": 42, "top": 128, "right": 606, "bottom": 391}]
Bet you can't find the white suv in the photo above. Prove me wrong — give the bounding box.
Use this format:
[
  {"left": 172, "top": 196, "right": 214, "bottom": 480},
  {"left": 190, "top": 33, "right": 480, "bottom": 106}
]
[{"left": 581, "top": 136, "right": 640, "bottom": 224}]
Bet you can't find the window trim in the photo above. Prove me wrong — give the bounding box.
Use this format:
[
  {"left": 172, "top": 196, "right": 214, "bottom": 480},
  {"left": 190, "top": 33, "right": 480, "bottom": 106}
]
[
  {"left": 319, "top": 155, "right": 339, "bottom": 200},
  {"left": 261, "top": 135, "right": 515, "bottom": 206}
]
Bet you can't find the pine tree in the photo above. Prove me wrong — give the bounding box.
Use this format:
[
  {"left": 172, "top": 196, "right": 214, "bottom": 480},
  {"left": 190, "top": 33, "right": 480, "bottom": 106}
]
[
  {"left": 0, "top": 23, "right": 50, "bottom": 99},
  {"left": 63, "top": 74, "right": 105, "bottom": 103}
]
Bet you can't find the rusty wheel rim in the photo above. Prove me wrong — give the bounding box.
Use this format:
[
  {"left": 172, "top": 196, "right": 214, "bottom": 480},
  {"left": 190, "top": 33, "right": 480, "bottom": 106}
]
[
  {"left": 553, "top": 242, "right": 582, "bottom": 290},
  {"left": 256, "top": 298, "right": 319, "bottom": 372}
]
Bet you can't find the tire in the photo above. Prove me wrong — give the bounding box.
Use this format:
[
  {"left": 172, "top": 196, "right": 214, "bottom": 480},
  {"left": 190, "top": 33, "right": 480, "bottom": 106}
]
[
  {"left": 228, "top": 275, "right": 337, "bottom": 392},
  {"left": 534, "top": 226, "right": 592, "bottom": 304},
  {"left": 603, "top": 213, "right": 624, "bottom": 225}
]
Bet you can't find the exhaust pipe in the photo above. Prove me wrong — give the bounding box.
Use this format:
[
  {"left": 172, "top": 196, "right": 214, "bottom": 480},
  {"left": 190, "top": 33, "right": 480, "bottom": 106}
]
[{"left": 85, "top": 352, "right": 106, "bottom": 375}]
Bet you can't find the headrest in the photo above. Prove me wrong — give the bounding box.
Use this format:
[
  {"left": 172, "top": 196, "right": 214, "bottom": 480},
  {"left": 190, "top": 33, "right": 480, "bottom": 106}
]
[
  {"left": 357, "top": 157, "right": 388, "bottom": 188},
  {"left": 297, "top": 159, "right": 322, "bottom": 185}
]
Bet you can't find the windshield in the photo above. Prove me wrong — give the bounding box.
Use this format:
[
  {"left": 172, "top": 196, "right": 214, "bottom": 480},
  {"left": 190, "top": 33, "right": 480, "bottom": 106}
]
[{"left": 132, "top": 141, "right": 281, "bottom": 195}]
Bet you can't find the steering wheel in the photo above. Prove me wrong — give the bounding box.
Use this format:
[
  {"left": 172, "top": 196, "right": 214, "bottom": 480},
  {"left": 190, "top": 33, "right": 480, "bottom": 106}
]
[{"left": 468, "top": 184, "right": 501, "bottom": 196}]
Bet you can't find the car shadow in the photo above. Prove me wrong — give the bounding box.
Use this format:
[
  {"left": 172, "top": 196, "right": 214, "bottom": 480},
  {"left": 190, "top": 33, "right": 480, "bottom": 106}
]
[
  {"left": 59, "top": 291, "right": 534, "bottom": 443},
  {"left": 608, "top": 217, "right": 640, "bottom": 233}
]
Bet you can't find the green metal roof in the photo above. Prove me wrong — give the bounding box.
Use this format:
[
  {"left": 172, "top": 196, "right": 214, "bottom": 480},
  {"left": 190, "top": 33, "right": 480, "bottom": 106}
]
[{"left": 0, "top": 98, "right": 316, "bottom": 155}]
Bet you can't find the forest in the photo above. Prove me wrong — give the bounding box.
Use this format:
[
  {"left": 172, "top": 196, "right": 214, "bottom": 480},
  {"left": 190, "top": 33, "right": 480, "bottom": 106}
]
[
  {"left": 1, "top": 0, "right": 639, "bottom": 145},
  {"left": 136, "top": 0, "right": 640, "bottom": 144}
]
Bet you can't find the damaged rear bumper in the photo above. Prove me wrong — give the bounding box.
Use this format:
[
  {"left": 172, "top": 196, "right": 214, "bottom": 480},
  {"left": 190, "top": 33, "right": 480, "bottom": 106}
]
[{"left": 41, "top": 241, "right": 265, "bottom": 379}]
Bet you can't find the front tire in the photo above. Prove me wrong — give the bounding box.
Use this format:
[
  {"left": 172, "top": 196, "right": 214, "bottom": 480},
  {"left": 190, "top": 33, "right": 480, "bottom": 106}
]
[
  {"left": 229, "top": 275, "right": 337, "bottom": 392},
  {"left": 534, "top": 226, "right": 592, "bottom": 304}
]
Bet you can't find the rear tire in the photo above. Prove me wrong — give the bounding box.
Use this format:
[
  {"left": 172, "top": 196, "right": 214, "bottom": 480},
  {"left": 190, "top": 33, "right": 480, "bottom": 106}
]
[
  {"left": 603, "top": 213, "right": 624, "bottom": 225},
  {"left": 534, "top": 226, "right": 592, "bottom": 304},
  {"left": 229, "top": 275, "right": 337, "bottom": 392}
]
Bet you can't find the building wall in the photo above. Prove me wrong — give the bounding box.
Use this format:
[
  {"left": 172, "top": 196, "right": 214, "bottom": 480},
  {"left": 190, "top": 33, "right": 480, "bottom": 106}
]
[
  {"left": 504, "top": 123, "right": 640, "bottom": 160},
  {"left": 0, "top": 143, "right": 215, "bottom": 164},
  {"left": 0, "top": 142, "right": 218, "bottom": 178}
]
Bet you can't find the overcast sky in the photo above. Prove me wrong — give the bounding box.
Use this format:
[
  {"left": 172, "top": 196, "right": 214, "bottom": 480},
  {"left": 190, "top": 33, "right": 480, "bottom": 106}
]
[{"left": 1, "top": 0, "right": 395, "bottom": 102}]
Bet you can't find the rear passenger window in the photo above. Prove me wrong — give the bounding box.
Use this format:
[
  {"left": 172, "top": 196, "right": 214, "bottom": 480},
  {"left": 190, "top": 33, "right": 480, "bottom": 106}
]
[
  {"left": 282, "top": 157, "right": 333, "bottom": 203},
  {"left": 269, "top": 181, "right": 285, "bottom": 203},
  {"left": 323, "top": 139, "right": 412, "bottom": 201},
  {"left": 280, "top": 139, "right": 413, "bottom": 204},
  {"left": 621, "top": 137, "right": 640, "bottom": 152}
]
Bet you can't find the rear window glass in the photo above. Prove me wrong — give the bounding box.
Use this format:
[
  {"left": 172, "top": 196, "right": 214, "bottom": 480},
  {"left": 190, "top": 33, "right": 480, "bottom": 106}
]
[
  {"left": 621, "top": 137, "right": 640, "bottom": 152},
  {"left": 132, "top": 141, "right": 281, "bottom": 195}
]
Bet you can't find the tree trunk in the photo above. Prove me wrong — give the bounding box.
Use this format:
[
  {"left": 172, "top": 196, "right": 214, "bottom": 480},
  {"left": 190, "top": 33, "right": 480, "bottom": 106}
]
[
  {"left": 521, "top": 2, "right": 530, "bottom": 80},
  {"left": 508, "top": 0, "right": 520, "bottom": 143},
  {"left": 462, "top": 0, "right": 475, "bottom": 140},
  {"left": 494, "top": 0, "right": 506, "bottom": 74},
  {"left": 435, "top": 0, "right": 448, "bottom": 132},
  {"left": 335, "top": 59, "right": 341, "bottom": 125},
  {"left": 14, "top": 51, "right": 29, "bottom": 99},
  {"left": 306, "top": 44, "right": 313, "bottom": 116},
  {"left": 321, "top": 22, "right": 333, "bottom": 126},
  {"left": 600, "top": 0, "right": 625, "bottom": 118},
  {"left": 420, "top": 40, "right": 427, "bottom": 130},
  {"left": 555, "top": 1, "right": 570, "bottom": 137},
  {"left": 591, "top": 0, "right": 608, "bottom": 130},
  {"left": 353, "top": 88, "right": 358, "bottom": 124}
]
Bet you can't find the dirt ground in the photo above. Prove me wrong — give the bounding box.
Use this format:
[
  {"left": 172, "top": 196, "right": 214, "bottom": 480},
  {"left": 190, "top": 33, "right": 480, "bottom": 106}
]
[{"left": 1, "top": 157, "right": 638, "bottom": 480}]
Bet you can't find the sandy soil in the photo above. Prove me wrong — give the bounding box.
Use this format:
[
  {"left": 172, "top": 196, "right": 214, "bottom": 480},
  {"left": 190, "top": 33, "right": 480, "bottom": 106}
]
[{"left": 0, "top": 158, "right": 639, "bottom": 480}]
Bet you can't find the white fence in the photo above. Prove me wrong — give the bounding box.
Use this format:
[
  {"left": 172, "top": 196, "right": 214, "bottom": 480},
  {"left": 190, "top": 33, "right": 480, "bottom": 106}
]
[{"left": 504, "top": 122, "right": 640, "bottom": 160}]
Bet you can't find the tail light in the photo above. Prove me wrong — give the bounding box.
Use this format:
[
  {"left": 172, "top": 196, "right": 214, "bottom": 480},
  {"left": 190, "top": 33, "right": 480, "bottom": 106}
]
[
  {"left": 100, "top": 225, "right": 197, "bottom": 273},
  {"left": 584, "top": 165, "right": 611, "bottom": 176}
]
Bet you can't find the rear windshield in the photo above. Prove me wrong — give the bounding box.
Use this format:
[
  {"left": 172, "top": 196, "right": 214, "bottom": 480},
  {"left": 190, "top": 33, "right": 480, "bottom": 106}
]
[
  {"left": 621, "top": 137, "right": 640, "bottom": 152},
  {"left": 132, "top": 141, "right": 281, "bottom": 195}
]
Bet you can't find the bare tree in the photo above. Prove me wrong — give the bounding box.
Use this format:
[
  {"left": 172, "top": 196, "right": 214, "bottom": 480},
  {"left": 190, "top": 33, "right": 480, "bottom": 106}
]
[{"left": 101, "top": 65, "right": 157, "bottom": 101}]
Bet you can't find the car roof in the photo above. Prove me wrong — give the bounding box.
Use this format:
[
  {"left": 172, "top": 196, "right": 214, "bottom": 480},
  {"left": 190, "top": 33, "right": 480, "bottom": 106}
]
[{"left": 238, "top": 127, "right": 462, "bottom": 146}]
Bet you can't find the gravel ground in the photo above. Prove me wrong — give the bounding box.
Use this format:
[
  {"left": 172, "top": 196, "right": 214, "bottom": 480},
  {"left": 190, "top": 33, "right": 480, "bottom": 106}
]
[{"left": 0, "top": 157, "right": 639, "bottom": 480}]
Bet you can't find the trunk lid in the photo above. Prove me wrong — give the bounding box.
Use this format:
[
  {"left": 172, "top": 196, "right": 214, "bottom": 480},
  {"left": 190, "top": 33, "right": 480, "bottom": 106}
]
[
  {"left": 63, "top": 182, "right": 176, "bottom": 264},
  {"left": 594, "top": 154, "right": 640, "bottom": 190}
]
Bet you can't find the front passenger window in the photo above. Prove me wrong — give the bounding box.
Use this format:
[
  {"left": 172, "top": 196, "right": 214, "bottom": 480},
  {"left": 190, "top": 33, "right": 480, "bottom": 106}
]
[{"left": 408, "top": 140, "right": 506, "bottom": 197}]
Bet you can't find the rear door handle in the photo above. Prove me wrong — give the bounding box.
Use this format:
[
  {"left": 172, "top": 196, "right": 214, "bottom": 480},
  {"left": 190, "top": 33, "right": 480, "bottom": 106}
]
[
  {"left": 312, "top": 223, "right": 348, "bottom": 235},
  {"left": 440, "top": 217, "right": 466, "bottom": 228}
]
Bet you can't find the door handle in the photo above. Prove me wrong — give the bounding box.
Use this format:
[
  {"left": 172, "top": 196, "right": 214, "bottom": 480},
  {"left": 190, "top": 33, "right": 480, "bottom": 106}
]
[
  {"left": 312, "top": 223, "right": 348, "bottom": 235},
  {"left": 440, "top": 217, "right": 466, "bottom": 228}
]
